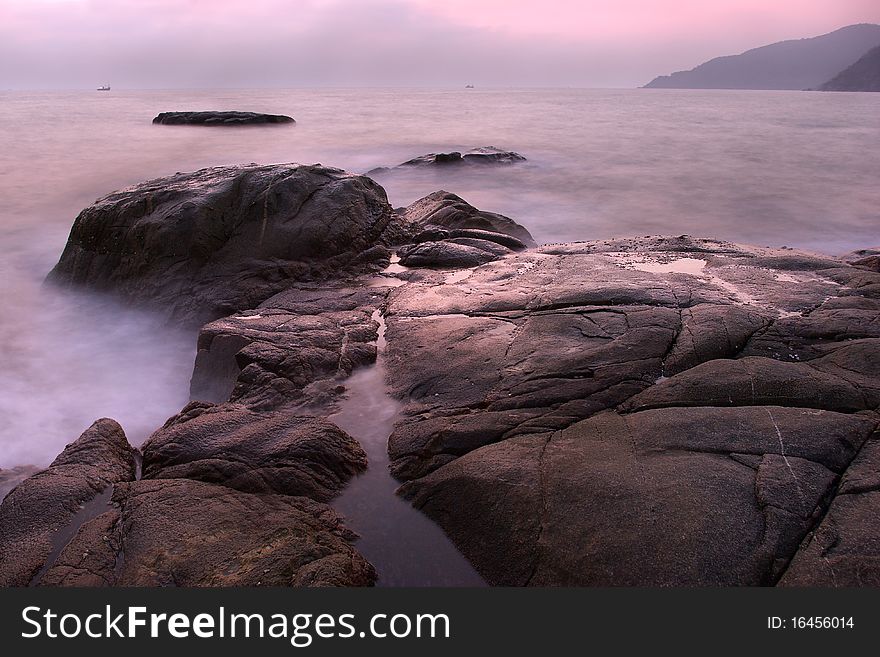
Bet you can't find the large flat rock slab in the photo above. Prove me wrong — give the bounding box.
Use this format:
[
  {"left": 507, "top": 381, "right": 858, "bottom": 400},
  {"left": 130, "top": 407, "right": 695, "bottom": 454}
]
[
  {"left": 401, "top": 407, "right": 875, "bottom": 586},
  {"left": 386, "top": 235, "right": 880, "bottom": 585}
]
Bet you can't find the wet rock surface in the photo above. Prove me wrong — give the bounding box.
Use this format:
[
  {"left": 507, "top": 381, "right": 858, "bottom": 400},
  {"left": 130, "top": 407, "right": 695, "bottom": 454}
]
[
  {"left": 0, "top": 419, "right": 137, "bottom": 586},
  {"left": 0, "top": 416, "right": 376, "bottom": 587},
  {"left": 2, "top": 279, "right": 388, "bottom": 588},
  {"left": 47, "top": 164, "right": 399, "bottom": 325},
  {"left": 398, "top": 240, "right": 505, "bottom": 268},
  {"left": 190, "top": 286, "right": 388, "bottom": 409},
  {"left": 142, "top": 402, "right": 367, "bottom": 501},
  {"left": 386, "top": 236, "right": 880, "bottom": 585},
  {"left": 153, "top": 111, "right": 295, "bottom": 126},
  {"left": 40, "top": 479, "right": 375, "bottom": 587},
  {"left": 400, "top": 190, "right": 536, "bottom": 247}
]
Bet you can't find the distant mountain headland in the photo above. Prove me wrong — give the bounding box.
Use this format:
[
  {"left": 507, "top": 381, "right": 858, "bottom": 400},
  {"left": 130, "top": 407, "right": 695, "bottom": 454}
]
[
  {"left": 819, "top": 44, "right": 880, "bottom": 91},
  {"left": 644, "top": 23, "right": 880, "bottom": 91}
]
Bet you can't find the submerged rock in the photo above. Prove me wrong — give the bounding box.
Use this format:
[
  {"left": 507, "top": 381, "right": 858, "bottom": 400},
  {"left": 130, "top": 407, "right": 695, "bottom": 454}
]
[
  {"left": 400, "top": 146, "right": 526, "bottom": 166},
  {"left": 369, "top": 146, "right": 526, "bottom": 174},
  {"left": 47, "top": 164, "right": 398, "bottom": 325},
  {"left": 153, "top": 111, "right": 295, "bottom": 126}
]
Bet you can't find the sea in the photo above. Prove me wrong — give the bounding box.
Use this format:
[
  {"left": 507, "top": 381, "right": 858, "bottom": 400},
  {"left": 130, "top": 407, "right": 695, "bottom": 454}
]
[{"left": 1, "top": 87, "right": 878, "bottom": 470}]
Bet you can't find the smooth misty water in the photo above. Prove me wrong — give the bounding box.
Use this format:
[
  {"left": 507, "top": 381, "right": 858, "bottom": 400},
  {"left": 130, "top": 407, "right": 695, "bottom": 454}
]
[
  {"left": 1, "top": 87, "right": 878, "bottom": 470},
  {"left": 330, "top": 311, "right": 485, "bottom": 586}
]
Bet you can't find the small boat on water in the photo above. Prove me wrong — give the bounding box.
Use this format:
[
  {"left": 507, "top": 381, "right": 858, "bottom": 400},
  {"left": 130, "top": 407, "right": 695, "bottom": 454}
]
[
  {"left": 465, "top": 84, "right": 474, "bottom": 89},
  {"left": 97, "top": 84, "right": 111, "bottom": 91}
]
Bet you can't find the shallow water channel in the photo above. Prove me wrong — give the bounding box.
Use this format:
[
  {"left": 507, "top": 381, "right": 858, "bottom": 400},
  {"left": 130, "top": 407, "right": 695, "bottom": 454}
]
[{"left": 331, "top": 310, "right": 485, "bottom": 586}]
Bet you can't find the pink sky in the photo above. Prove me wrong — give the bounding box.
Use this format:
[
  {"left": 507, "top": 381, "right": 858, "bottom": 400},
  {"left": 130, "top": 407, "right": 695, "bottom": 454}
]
[
  {"left": 1, "top": 0, "right": 878, "bottom": 88},
  {"left": 411, "top": 0, "right": 880, "bottom": 40}
]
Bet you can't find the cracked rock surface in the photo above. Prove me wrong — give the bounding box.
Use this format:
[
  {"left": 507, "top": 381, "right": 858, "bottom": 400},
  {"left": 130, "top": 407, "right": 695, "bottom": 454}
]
[{"left": 390, "top": 235, "right": 880, "bottom": 585}]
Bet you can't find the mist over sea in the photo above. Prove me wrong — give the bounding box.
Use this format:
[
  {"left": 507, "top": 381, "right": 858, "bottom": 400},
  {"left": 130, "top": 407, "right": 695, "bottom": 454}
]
[{"left": 1, "top": 87, "right": 878, "bottom": 469}]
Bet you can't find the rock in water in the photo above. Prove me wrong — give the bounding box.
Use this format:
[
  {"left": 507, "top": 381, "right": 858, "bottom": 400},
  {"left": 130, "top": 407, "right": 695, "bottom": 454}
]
[
  {"left": 367, "top": 146, "right": 526, "bottom": 175},
  {"left": 399, "top": 146, "right": 526, "bottom": 167},
  {"left": 401, "top": 190, "right": 536, "bottom": 247},
  {"left": 0, "top": 419, "right": 137, "bottom": 586},
  {"left": 47, "top": 164, "right": 397, "bottom": 325},
  {"left": 153, "top": 111, "right": 295, "bottom": 125}
]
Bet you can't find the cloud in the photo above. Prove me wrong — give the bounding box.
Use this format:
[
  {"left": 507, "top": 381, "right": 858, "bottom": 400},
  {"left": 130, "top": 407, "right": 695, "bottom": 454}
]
[{"left": 1, "top": 0, "right": 878, "bottom": 88}]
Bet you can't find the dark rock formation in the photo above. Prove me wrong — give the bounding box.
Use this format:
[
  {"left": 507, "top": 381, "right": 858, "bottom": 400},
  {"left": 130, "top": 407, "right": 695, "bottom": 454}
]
[
  {"left": 852, "top": 255, "right": 880, "bottom": 272},
  {"left": 644, "top": 23, "right": 880, "bottom": 90},
  {"left": 369, "top": 147, "right": 526, "bottom": 175},
  {"left": 847, "top": 247, "right": 880, "bottom": 272},
  {"left": 402, "top": 408, "right": 873, "bottom": 586},
  {"left": 412, "top": 227, "right": 528, "bottom": 251},
  {"left": 401, "top": 146, "right": 526, "bottom": 167},
  {"left": 19, "top": 161, "right": 880, "bottom": 589},
  {"left": 190, "top": 286, "right": 386, "bottom": 409},
  {"left": 0, "top": 416, "right": 376, "bottom": 587},
  {"left": 47, "top": 164, "right": 398, "bottom": 325},
  {"left": 39, "top": 479, "right": 375, "bottom": 587},
  {"left": 384, "top": 235, "right": 880, "bottom": 585},
  {"left": 819, "top": 45, "right": 880, "bottom": 91},
  {"left": 390, "top": 192, "right": 535, "bottom": 268},
  {"left": 401, "top": 190, "right": 536, "bottom": 247},
  {"left": 153, "top": 111, "right": 295, "bottom": 126},
  {"left": 398, "top": 240, "right": 506, "bottom": 268},
  {"left": 141, "top": 402, "right": 367, "bottom": 501},
  {"left": 0, "top": 419, "right": 137, "bottom": 586},
  {"left": 3, "top": 277, "right": 386, "bottom": 588}
]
